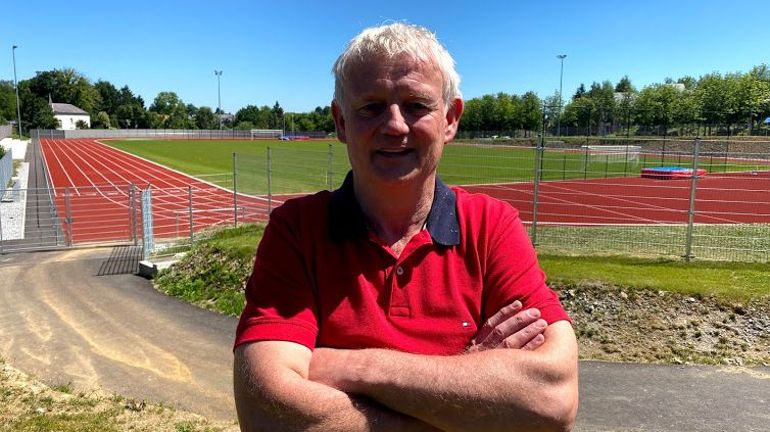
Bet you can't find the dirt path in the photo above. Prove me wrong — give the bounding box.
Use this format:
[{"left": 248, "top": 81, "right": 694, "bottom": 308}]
[
  {"left": 1, "top": 247, "right": 769, "bottom": 431},
  {"left": 0, "top": 248, "right": 237, "bottom": 422}
]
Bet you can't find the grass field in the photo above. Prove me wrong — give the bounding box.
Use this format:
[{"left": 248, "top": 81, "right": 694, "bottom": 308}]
[{"left": 106, "top": 139, "right": 766, "bottom": 194}]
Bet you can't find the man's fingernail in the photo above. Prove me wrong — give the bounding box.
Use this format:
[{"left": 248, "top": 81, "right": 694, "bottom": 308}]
[
  {"left": 527, "top": 309, "right": 541, "bottom": 318},
  {"left": 536, "top": 319, "right": 547, "bottom": 328},
  {"left": 513, "top": 300, "right": 522, "bottom": 308}
]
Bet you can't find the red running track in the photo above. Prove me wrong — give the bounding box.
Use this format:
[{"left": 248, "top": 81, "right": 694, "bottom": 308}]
[
  {"left": 463, "top": 172, "right": 770, "bottom": 226},
  {"left": 40, "top": 138, "right": 770, "bottom": 244},
  {"left": 40, "top": 138, "right": 271, "bottom": 244}
]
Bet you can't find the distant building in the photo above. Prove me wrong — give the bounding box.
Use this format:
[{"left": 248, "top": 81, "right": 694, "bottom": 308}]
[
  {"left": 667, "top": 83, "right": 686, "bottom": 92},
  {"left": 51, "top": 103, "right": 91, "bottom": 130},
  {"left": 613, "top": 92, "right": 636, "bottom": 103}
]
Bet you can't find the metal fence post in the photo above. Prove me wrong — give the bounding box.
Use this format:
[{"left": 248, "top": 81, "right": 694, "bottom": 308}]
[
  {"left": 0, "top": 203, "right": 4, "bottom": 254},
  {"left": 141, "top": 187, "right": 154, "bottom": 261},
  {"left": 267, "top": 147, "right": 273, "bottom": 214},
  {"left": 684, "top": 137, "right": 701, "bottom": 262},
  {"left": 232, "top": 152, "right": 238, "bottom": 227},
  {"left": 188, "top": 185, "right": 194, "bottom": 241},
  {"left": 64, "top": 187, "right": 73, "bottom": 246},
  {"left": 327, "top": 144, "right": 333, "bottom": 190},
  {"left": 129, "top": 184, "right": 137, "bottom": 244},
  {"left": 530, "top": 134, "right": 545, "bottom": 245}
]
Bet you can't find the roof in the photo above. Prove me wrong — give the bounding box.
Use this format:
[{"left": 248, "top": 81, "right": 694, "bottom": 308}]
[{"left": 51, "top": 103, "right": 89, "bottom": 115}]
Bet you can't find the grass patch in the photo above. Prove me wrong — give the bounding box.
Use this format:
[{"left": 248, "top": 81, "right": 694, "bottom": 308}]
[
  {"left": 539, "top": 254, "right": 770, "bottom": 302},
  {"left": 155, "top": 224, "right": 770, "bottom": 319},
  {"left": 0, "top": 358, "right": 234, "bottom": 431},
  {"left": 154, "top": 224, "right": 264, "bottom": 317},
  {"left": 534, "top": 223, "right": 770, "bottom": 263}
]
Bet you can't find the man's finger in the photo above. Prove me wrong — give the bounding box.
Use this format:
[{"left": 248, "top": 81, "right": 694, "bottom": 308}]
[
  {"left": 472, "top": 300, "right": 523, "bottom": 346},
  {"left": 522, "top": 333, "right": 546, "bottom": 351},
  {"left": 500, "top": 319, "right": 548, "bottom": 349},
  {"left": 482, "top": 308, "right": 541, "bottom": 347}
]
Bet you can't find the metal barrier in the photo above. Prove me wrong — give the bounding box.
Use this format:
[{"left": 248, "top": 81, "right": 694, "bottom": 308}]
[
  {"left": 231, "top": 137, "right": 770, "bottom": 262},
  {"left": 0, "top": 124, "right": 12, "bottom": 139},
  {"left": 4, "top": 135, "right": 769, "bottom": 263},
  {"left": 0, "top": 149, "right": 12, "bottom": 198}
]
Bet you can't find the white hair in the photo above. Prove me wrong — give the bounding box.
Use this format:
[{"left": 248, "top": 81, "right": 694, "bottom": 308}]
[{"left": 332, "top": 22, "right": 461, "bottom": 110}]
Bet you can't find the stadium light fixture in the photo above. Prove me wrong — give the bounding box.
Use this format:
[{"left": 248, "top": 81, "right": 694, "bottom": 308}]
[
  {"left": 214, "top": 70, "right": 223, "bottom": 129},
  {"left": 12, "top": 45, "right": 22, "bottom": 137},
  {"left": 556, "top": 54, "right": 567, "bottom": 137}
]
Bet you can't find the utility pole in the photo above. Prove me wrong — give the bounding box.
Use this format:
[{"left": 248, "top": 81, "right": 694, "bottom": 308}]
[
  {"left": 12, "top": 45, "right": 22, "bottom": 137},
  {"left": 556, "top": 54, "right": 567, "bottom": 137},
  {"left": 214, "top": 70, "right": 223, "bottom": 129}
]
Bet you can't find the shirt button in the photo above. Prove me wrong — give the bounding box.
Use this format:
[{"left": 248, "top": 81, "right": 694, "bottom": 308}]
[{"left": 396, "top": 266, "right": 404, "bottom": 276}]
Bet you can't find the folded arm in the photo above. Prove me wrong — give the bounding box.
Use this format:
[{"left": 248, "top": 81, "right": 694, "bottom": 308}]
[
  {"left": 233, "top": 340, "right": 441, "bottom": 432},
  {"left": 309, "top": 321, "right": 579, "bottom": 432}
]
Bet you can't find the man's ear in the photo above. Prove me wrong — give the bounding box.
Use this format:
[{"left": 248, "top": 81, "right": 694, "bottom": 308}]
[
  {"left": 331, "top": 100, "right": 347, "bottom": 144},
  {"left": 444, "top": 97, "right": 464, "bottom": 142}
]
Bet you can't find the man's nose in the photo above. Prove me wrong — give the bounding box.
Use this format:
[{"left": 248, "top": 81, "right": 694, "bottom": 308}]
[{"left": 381, "top": 104, "right": 409, "bottom": 135}]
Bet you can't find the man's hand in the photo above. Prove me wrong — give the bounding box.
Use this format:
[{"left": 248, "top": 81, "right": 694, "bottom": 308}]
[{"left": 468, "top": 301, "right": 548, "bottom": 352}]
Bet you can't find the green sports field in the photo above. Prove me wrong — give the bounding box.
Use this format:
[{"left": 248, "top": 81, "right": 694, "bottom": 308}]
[{"left": 106, "top": 139, "right": 765, "bottom": 195}]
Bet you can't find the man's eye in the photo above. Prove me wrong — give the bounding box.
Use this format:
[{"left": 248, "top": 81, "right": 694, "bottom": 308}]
[
  {"left": 406, "top": 102, "right": 431, "bottom": 114},
  {"left": 358, "top": 103, "right": 384, "bottom": 115}
]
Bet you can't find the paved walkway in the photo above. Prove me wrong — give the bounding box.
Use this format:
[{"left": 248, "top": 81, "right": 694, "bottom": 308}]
[{"left": 0, "top": 248, "right": 768, "bottom": 430}]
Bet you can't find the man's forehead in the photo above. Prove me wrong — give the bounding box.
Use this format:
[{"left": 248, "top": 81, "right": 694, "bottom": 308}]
[{"left": 344, "top": 58, "right": 442, "bottom": 91}]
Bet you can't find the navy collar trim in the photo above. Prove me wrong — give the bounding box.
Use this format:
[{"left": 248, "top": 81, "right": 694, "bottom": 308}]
[{"left": 328, "top": 171, "right": 460, "bottom": 246}]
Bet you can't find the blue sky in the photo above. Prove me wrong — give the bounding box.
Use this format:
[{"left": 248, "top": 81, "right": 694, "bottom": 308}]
[{"left": 2, "top": 1, "right": 768, "bottom": 113}]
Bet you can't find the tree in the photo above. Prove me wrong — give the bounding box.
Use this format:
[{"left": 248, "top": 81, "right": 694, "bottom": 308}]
[
  {"left": 18, "top": 82, "right": 57, "bottom": 130},
  {"left": 696, "top": 73, "right": 739, "bottom": 132},
  {"left": 0, "top": 81, "right": 16, "bottom": 124},
  {"left": 116, "top": 103, "right": 147, "bottom": 128},
  {"left": 92, "top": 111, "right": 111, "bottom": 129},
  {"left": 520, "top": 92, "right": 542, "bottom": 135},
  {"left": 194, "top": 106, "right": 218, "bottom": 129},
  {"left": 27, "top": 68, "right": 100, "bottom": 114},
  {"left": 614, "top": 76, "right": 635, "bottom": 93},
  {"left": 94, "top": 80, "right": 121, "bottom": 115},
  {"left": 149, "top": 91, "right": 191, "bottom": 128},
  {"left": 459, "top": 98, "right": 482, "bottom": 133},
  {"left": 572, "top": 83, "right": 586, "bottom": 100}
]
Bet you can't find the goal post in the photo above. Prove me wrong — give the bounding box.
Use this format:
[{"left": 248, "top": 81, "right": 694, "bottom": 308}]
[
  {"left": 580, "top": 145, "right": 641, "bottom": 164},
  {"left": 250, "top": 129, "right": 283, "bottom": 140}
]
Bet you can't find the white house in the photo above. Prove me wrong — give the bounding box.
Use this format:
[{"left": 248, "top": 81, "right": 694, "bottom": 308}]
[{"left": 51, "top": 103, "right": 91, "bottom": 130}]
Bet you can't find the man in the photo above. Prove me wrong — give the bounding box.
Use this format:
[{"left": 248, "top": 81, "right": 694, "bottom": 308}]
[{"left": 234, "top": 23, "right": 578, "bottom": 431}]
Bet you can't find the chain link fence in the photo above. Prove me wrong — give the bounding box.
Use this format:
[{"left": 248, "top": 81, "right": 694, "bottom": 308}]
[{"left": 229, "top": 137, "right": 770, "bottom": 262}]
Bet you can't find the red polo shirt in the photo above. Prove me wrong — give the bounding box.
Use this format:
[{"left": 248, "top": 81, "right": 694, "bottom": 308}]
[{"left": 234, "top": 173, "right": 570, "bottom": 355}]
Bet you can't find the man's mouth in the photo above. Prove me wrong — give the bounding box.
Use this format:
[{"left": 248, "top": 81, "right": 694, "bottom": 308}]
[{"left": 376, "top": 148, "right": 414, "bottom": 158}]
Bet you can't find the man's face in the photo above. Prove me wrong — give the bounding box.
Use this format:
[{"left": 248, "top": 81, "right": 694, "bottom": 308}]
[{"left": 332, "top": 55, "right": 463, "bottom": 189}]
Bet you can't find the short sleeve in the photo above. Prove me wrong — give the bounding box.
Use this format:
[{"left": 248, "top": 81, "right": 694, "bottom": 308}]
[
  {"left": 482, "top": 204, "right": 570, "bottom": 325},
  {"left": 234, "top": 201, "right": 319, "bottom": 350}
]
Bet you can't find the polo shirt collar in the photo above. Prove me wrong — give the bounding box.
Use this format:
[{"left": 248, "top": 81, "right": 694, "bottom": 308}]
[{"left": 329, "top": 171, "right": 460, "bottom": 246}]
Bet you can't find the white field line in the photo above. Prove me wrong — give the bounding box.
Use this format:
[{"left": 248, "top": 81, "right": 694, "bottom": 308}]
[
  {"left": 96, "top": 139, "right": 273, "bottom": 203},
  {"left": 38, "top": 139, "right": 59, "bottom": 198},
  {"left": 57, "top": 139, "right": 130, "bottom": 208},
  {"left": 43, "top": 139, "right": 80, "bottom": 196}
]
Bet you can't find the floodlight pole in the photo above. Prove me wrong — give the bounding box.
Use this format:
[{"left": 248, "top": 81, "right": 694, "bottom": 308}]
[
  {"left": 556, "top": 54, "right": 567, "bottom": 137},
  {"left": 12, "top": 45, "right": 22, "bottom": 137},
  {"left": 214, "top": 70, "right": 223, "bottom": 130}
]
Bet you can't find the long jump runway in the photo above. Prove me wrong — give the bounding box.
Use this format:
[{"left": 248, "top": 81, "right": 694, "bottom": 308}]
[{"left": 40, "top": 138, "right": 270, "bottom": 244}]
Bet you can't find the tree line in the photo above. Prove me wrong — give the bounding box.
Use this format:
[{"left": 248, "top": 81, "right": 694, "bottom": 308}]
[
  {"left": 1, "top": 64, "right": 769, "bottom": 137},
  {"left": 460, "top": 64, "right": 770, "bottom": 137},
  {"left": 0, "top": 68, "right": 334, "bottom": 134}
]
